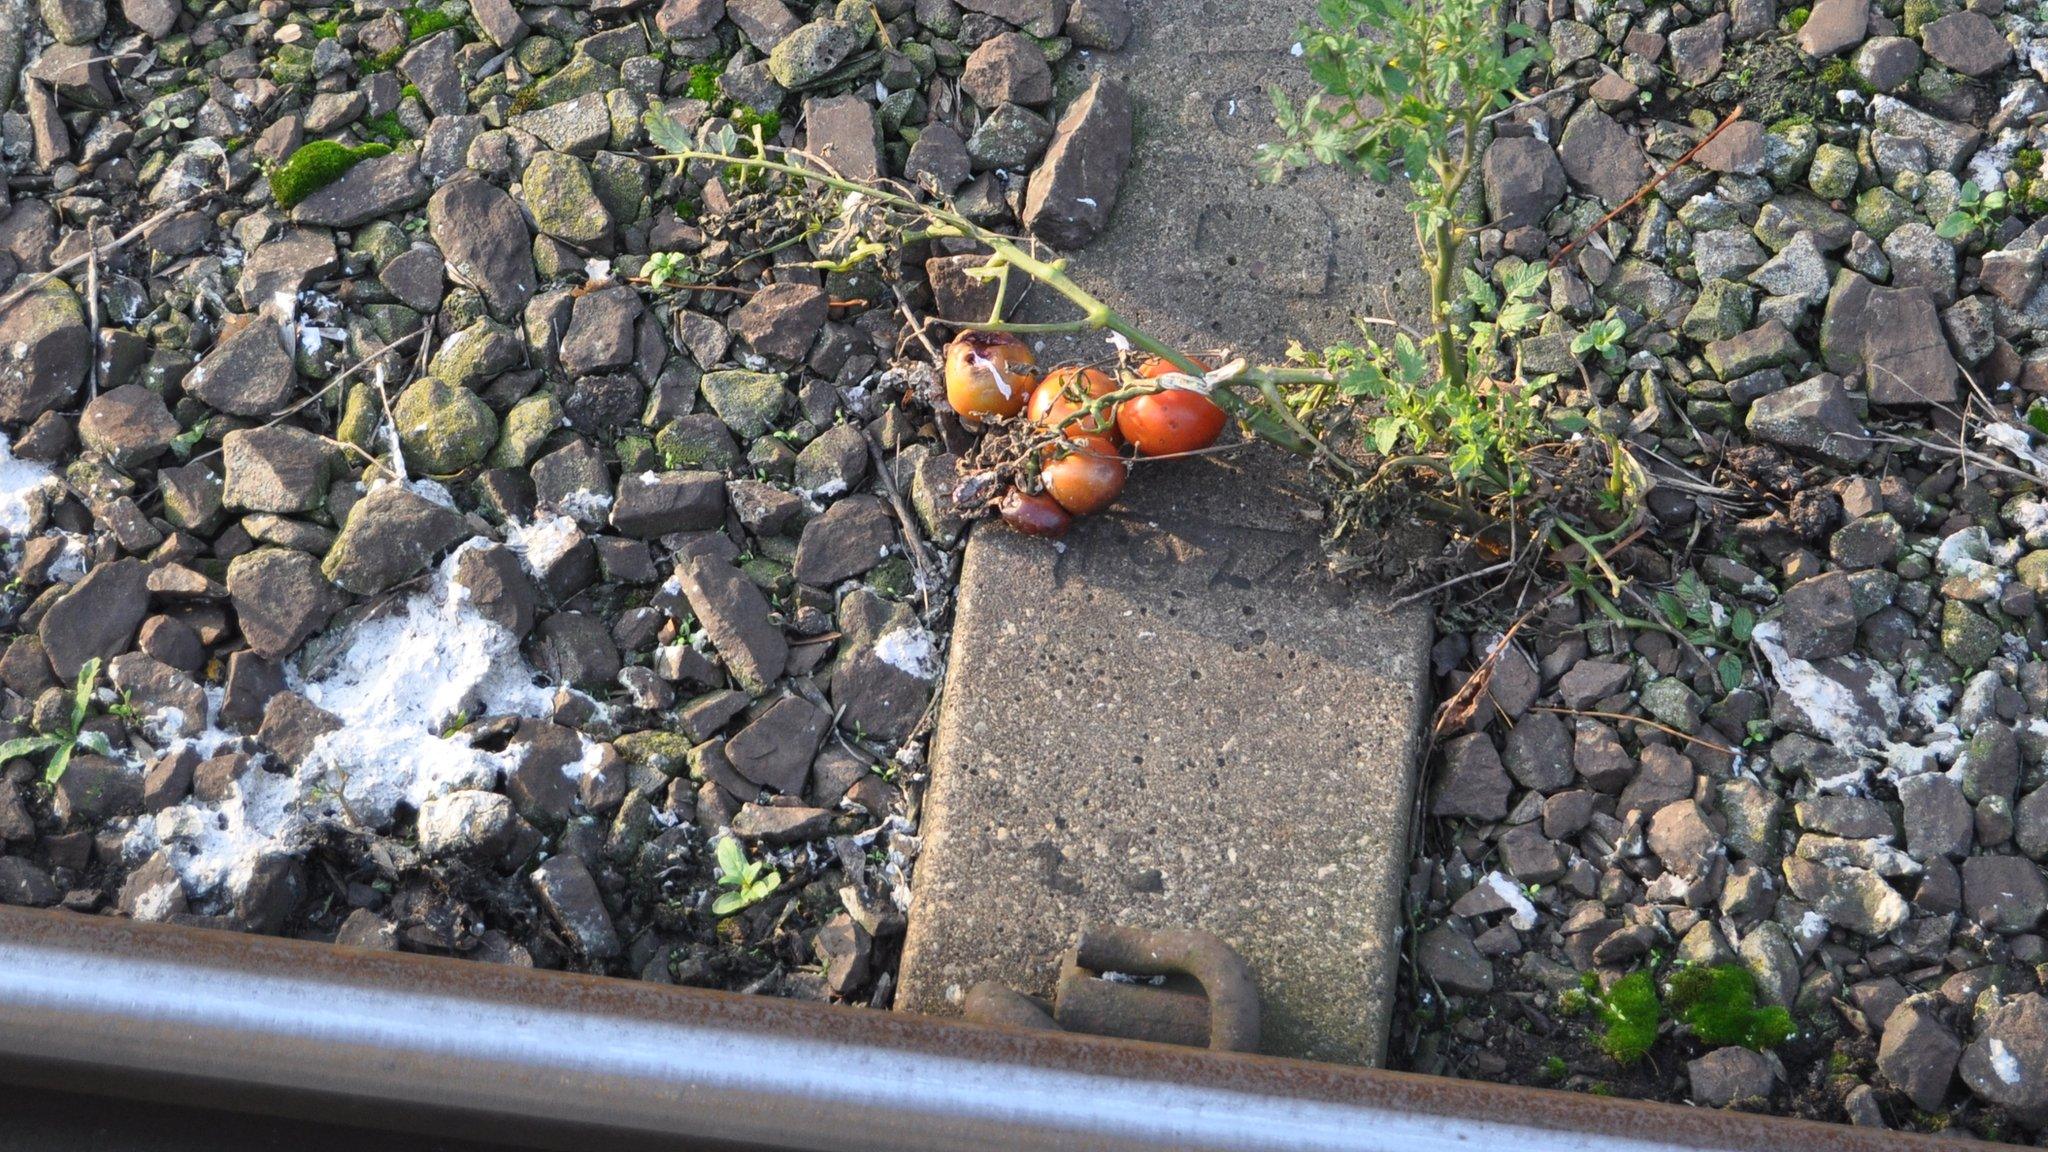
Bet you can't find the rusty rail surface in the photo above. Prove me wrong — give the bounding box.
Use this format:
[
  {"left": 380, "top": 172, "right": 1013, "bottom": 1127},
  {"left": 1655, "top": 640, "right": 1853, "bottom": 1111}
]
[{"left": 0, "top": 907, "right": 1995, "bottom": 1152}]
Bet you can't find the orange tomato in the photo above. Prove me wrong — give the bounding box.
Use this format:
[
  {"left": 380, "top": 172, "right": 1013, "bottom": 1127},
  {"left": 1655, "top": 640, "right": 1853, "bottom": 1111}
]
[
  {"left": 1026, "top": 366, "right": 1120, "bottom": 440},
  {"left": 944, "top": 332, "right": 1037, "bottom": 420}
]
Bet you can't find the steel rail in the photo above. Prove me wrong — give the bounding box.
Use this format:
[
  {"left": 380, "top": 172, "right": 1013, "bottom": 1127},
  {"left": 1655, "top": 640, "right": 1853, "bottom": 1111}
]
[{"left": 0, "top": 907, "right": 1995, "bottom": 1152}]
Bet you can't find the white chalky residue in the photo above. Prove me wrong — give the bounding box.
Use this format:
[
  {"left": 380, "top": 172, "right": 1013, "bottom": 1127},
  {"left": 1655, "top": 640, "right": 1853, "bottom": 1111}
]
[
  {"left": 128, "top": 547, "right": 584, "bottom": 904},
  {"left": 1907, "top": 680, "right": 1957, "bottom": 729},
  {"left": 553, "top": 487, "right": 614, "bottom": 524},
  {"left": 287, "top": 546, "right": 557, "bottom": 827},
  {"left": 873, "top": 625, "right": 942, "bottom": 680},
  {"left": 0, "top": 432, "right": 58, "bottom": 538},
  {"left": 504, "top": 513, "right": 584, "bottom": 577},
  {"left": 1881, "top": 726, "right": 1963, "bottom": 780},
  {"left": 1991, "top": 1038, "right": 2023, "bottom": 1085},
  {"left": 409, "top": 477, "right": 458, "bottom": 509},
  {"left": 1753, "top": 621, "right": 1900, "bottom": 756},
  {"left": 1982, "top": 420, "right": 2048, "bottom": 474},
  {"left": 1482, "top": 871, "right": 1538, "bottom": 930}
]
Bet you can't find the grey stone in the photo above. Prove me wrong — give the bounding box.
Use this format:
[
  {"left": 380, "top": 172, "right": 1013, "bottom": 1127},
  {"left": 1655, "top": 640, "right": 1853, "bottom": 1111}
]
[
  {"left": 1021, "top": 77, "right": 1132, "bottom": 249},
  {"left": 322, "top": 483, "right": 471, "bottom": 595},
  {"left": 961, "top": 32, "right": 1052, "bottom": 106},
  {"left": 221, "top": 426, "right": 338, "bottom": 514},
  {"left": 1416, "top": 924, "right": 1493, "bottom": 996},
  {"left": 528, "top": 855, "right": 620, "bottom": 960},
  {"left": 1920, "top": 11, "right": 2008, "bottom": 76},
  {"left": 1688, "top": 1046, "right": 1775, "bottom": 1107},
  {"left": 1797, "top": 0, "right": 1866, "bottom": 56},
  {"left": 612, "top": 471, "right": 725, "bottom": 537},
  {"left": 1879, "top": 994, "right": 1960, "bottom": 1110},
  {"left": 674, "top": 549, "right": 788, "bottom": 692},
  {"left": 0, "top": 282, "right": 88, "bottom": 423},
  {"left": 189, "top": 316, "right": 296, "bottom": 417},
  {"left": 227, "top": 549, "right": 342, "bottom": 661},
  {"left": 1960, "top": 994, "right": 2048, "bottom": 1122},
  {"left": 430, "top": 177, "right": 535, "bottom": 319},
  {"left": 792, "top": 495, "right": 895, "bottom": 586},
  {"left": 1482, "top": 136, "right": 1566, "bottom": 231},
  {"left": 1783, "top": 856, "right": 1909, "bottom": 936},
  {"left": 804, "top": 93, "right": 882, "bottom": 183},
  {"left": 1962, "top": 855, "right": 2046, "bottom": 932},
  {"left": 726, "top": 695, "right": 828, "bottom": 793},
  {"left": 38, "top": 559, "right": 147, "bottom": 679},
  {"left": 1557, "top": 107, "right": 1649, "bottom": 206},
  {"left": 1746, "top": 375, "right": 1869, "bottom": 466},
  {"left": 417, "top": 789, "right": 525, "bottom": 861},
  {"left": 291, "top": 150, "right": 428, "bottom": 228}
]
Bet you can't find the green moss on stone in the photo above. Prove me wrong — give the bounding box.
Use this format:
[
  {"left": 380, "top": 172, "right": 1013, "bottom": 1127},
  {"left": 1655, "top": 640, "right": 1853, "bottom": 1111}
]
[
  {"left": 1666, "top": 965, "right": 1795, "bottom": 1051},
  {"left": 392, "top": 377, "right": 498, "bottom": 474},
  {"left": 1595, "top": 971, "right": 1661, "bottom": 1065},
  {"left": 268, "top": 140, "right": 391, "bottom": 208}
]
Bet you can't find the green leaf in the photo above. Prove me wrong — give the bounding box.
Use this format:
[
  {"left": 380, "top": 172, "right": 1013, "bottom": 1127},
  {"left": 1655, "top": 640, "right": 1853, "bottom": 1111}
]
[
  {"left": 1718, "top": 653, "right": 1743, "bottom": 693},
  {"left": 711, "top": 890, "right": 749, "bottom": 916},
  {"left": 643, "top": 109, "right": 694, "bottom": 155},
  {"left": 44, "top": 742, "right": 71, "bottom": 785},
  {"left": 1730, "top": 605, "right": 1756, "bottom": 643},
  {"left": 1373, "top": 416, "right": 1406, "bottom": 455},
  {"left": 170, "top": 421, "right": 209, "bottom": 459},
  {"left": 1936, "top": 211, "right": 1974, "bottom": 240},
  {"left": 755, "top": 870, "right": 783, "bottom": 900},
  {"left": 2028, "top": 404, "right": 2048, "bottom": 437},
  {"left": 71, "top": 657, "right": 99, "bottom": 731},
  {"left": 714, "top": 834, "right": 745, "bottom": 880},
  {"left": 0, "top": 736, "right": 60, "bottom": 763},
  {"left": 1959, "top": 180, "right": 1982, "bottom": 205},
  {"left": 74, "top": 731, "right": 112, "bottom": 757}
]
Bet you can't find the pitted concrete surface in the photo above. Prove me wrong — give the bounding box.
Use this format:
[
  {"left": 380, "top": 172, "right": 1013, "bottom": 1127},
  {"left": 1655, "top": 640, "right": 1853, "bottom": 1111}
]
[{"left": 895, "top": 0, "right": 1430, "bottom": 1068}]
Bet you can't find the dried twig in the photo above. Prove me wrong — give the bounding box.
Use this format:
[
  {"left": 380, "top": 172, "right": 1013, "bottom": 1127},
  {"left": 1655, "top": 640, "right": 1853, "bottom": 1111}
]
[
  {"left": 1550, "top": 104, "right": 1746, "bottom": 268},
  {"left": 0, "top": 198, "right": 205, "bottom": 314},
  {"left": 1532, "top": 705, "right": 1736, "bottom": 755}
]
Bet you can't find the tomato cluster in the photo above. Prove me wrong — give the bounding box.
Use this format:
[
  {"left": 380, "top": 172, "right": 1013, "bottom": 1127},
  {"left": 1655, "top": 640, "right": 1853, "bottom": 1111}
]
[{"left": 943, "top": 333, "right": 1228, "bottom": 539}]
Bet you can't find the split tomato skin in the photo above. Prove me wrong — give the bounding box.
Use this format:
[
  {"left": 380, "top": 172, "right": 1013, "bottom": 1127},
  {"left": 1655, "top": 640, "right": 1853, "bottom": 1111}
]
[
  {"left": 1026, "top": 366, "right": 1120, "bottom": 440},
  {"left": 944, "top": 332, "right": 1037, "bottom": 421},
  {"left": 999, "top": 488, "right": 1073, "bottom": 537},
  {"left": 1040, "top": 432, "right": 1127, "bottom": 516}
]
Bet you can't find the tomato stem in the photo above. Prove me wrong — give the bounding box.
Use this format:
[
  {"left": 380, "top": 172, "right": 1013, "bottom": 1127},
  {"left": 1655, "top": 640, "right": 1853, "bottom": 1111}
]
[{"left": 658, "top": 146, "right": 1357, "bottom": 475}]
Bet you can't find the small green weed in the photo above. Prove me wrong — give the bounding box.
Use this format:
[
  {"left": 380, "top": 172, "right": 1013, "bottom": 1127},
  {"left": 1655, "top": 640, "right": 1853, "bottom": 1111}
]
[
  {"left": 0, "top": 658, "right": 111, "bottom": 785},
  {"left": 711, "top": 835, "right": 782, "bottom": 916}
]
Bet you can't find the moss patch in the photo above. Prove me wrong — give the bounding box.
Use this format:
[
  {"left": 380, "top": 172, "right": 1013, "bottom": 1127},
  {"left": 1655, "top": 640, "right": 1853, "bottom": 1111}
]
[
  {"left": 1667, "top": 965, "right": 1795, "bottom": 1050},
  {"left": 1594, "top": 971, "right": 1661, "bottom": 1065},
  {"left": 268, "top": 140, "right": 392, "bottom": 208},
  {"left": 403, "top": 5, "right": 460, "bottom": 38}
]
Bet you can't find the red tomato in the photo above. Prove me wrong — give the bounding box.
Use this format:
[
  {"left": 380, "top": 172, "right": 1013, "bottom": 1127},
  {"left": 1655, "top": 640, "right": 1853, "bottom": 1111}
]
[
  {"left": 1026, "top": 366, "right": 1120, "bottom": 440},
  {"left": 944, "top": 332, "right": 1037, "bottom": 420},
  {"left": 1117, "top": 360, "right": 1228, "bottom": 457},
  {"left": 1040, "top": 433, "right": 1126, "bottom": 516},
  {"left": 999, "top": 488, "right": 1073, "bottom": 537}
]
